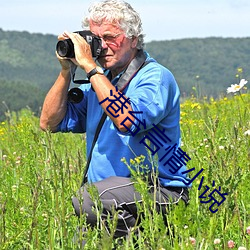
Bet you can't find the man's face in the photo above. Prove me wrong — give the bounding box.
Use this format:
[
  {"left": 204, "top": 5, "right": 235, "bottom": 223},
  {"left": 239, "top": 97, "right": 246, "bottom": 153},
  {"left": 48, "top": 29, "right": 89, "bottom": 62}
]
[{"left": 89, "top": 20, "right": 138, "bottom": 73}]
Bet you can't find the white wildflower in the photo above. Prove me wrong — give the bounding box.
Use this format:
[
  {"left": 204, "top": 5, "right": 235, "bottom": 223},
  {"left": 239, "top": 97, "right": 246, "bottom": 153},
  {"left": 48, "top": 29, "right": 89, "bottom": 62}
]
[
  {"left": 227, "top": 79, "right": 248, "bottom": 93},
  {"left": 12, "top": 185, "right": 17, "bottom": 192},
  {"left": 244, "top": 130, "right": 250, "bottom": 136},
  {"left": 238, "top": 247, "right": 246, "bottom": 250},
  {"left": 214, "top": 238, "right": 221, "bottom": 244},
  {"left": 189, "top": 237, "right": 196, "bottom": 246},
  {"left": 20, "top": 207, "right": 25, "bottom": 214}
]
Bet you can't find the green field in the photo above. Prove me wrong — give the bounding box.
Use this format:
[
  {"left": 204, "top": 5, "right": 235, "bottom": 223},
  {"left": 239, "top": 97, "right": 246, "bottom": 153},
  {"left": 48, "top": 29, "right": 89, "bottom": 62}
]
[{"left": 0, "top": 90, "right": 249, "bottom": 249}]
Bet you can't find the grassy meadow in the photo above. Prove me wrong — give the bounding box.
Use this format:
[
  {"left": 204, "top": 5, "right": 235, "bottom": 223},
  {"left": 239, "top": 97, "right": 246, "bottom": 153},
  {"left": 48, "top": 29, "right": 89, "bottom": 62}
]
[{"left": 0, "top": 90, "right": 249, "bottom": 249}]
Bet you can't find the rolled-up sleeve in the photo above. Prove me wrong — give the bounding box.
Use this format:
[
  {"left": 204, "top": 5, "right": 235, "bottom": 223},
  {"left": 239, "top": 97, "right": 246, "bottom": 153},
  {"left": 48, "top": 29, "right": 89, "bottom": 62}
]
[{"left": 57, "top": 86, "right": 89, "bottom": 133}]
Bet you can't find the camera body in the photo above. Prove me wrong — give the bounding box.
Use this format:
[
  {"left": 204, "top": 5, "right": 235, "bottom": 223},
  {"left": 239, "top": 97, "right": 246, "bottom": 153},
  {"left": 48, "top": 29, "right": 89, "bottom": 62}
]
[{"left": 56, "top": 30, "right": 102, "bottom": 58}]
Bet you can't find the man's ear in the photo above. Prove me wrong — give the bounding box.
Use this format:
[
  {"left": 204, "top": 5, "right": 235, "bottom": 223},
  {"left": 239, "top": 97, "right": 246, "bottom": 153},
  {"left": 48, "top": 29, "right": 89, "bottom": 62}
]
[{"left": 131, "top": 36, "right": 139, "bottom": 48}]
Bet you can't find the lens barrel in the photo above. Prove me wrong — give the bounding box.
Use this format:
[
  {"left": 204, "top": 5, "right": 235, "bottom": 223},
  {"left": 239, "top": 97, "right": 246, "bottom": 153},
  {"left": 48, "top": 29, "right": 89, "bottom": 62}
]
[{"left": 56, "top": 39, "right": 75, "bottom": 58}]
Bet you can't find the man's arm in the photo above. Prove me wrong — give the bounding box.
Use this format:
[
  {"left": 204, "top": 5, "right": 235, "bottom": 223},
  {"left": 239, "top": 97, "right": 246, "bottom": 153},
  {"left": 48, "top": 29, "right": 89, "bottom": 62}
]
[{"left": 40, "top": 55, "right": 72, "bottom": 132}]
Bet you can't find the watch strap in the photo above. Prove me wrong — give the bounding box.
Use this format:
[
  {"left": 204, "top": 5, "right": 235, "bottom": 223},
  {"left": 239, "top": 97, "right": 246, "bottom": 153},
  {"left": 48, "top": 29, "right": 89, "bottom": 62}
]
[
  {"left": 87, "top": 67, "right": 103, "bottom": 80},
  {"left": 87, "top": 68, "right": 97, "bottom": 80}
]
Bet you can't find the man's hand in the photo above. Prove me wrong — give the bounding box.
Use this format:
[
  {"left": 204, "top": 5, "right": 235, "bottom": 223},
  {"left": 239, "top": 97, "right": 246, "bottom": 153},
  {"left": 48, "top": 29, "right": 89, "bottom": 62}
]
[
  {"left": 56, "top": 33, "right": 79, "bottom": 71},
  {"left": 62, "top": 31, "right": 96, "bottom": 73}
]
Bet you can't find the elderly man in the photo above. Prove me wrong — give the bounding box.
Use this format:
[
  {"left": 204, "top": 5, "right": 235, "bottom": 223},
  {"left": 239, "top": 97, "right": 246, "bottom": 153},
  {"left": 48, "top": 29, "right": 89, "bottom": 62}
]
[{"left": 40, "top": 0, "right": 189, "bottom": 242}]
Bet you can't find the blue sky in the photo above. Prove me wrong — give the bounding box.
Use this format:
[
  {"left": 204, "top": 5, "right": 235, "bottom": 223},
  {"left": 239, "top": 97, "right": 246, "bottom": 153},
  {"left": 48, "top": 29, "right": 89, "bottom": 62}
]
[{"left": 1, "top": 0, "right": 250, "bottom": 42}]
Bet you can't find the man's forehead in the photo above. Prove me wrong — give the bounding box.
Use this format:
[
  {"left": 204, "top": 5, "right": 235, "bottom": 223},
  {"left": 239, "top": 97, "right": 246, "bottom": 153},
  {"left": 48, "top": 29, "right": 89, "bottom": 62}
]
[{"left": 89, "top": 19, "right": 121, "bottom": 32}]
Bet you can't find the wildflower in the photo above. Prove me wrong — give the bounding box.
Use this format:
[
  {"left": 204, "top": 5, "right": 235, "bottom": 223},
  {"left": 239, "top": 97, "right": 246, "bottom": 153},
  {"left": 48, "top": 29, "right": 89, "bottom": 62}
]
[
  {"left": 214, "top": 238, "right": 221, "bottom": 244},
  {"left": 20, "top": 207, "right": 25, "bottom": 214},
  {"left": 120, "top": 157, "right": 126, "bottom": 163},
  {"left": 130, "top": 159, "right": 135, "bottom": 165},
  {"left": 228, "top": 240, "right": 235, "bottom": 248},
  {"left": 244, "top": 130, "right": 250, "bottom": 136},
  {"left": 191, "top": 103, "right": 201, "bottom": 109},
  {"left": 42, "top": 213, "right": 48, "bottom": 221},
  {"left": 12, "top": 185, "right": 17, "bottom": 192},
  {"left": 69, "top": 164, "right": 74, "bottom": 172},
  {"left": 180, "top": 111, "right": 187, "bottom": 117},
  {"left": 238, "top": 247, "right": 246, "bottom": 250},
  {"left": 246, "top": 226, "right": 250, "bottom": 235},
  {"left": 237, "top": 67, "right": 243, "bottom": 73},
  {"left": 189, "top": 237, "right": 196, "bottom": 245},
  {"left": 227, "top": 79, "right": 248, "bottom": 93},
  {"left": 135, "top": 157, "right": 141, "bottom": 164},
  {"left": 219, "top": 145, "right": 224, "bottom": 150}
]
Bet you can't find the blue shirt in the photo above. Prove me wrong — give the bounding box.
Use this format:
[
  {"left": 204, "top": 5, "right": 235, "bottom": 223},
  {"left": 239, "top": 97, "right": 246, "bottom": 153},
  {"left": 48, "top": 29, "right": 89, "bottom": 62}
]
[{"left": 58, "top": 52, "right": 189, "bottom": 187}]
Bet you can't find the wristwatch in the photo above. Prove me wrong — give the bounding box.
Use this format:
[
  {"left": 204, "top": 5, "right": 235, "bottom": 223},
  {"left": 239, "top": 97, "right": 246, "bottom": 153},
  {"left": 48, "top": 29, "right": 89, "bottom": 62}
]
[{"left": 87, "top": 66, "right": 104, "bottom": 80}]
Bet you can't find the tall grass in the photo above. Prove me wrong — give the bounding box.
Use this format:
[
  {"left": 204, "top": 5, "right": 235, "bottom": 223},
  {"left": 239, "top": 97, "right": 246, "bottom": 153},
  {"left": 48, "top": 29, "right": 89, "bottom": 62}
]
[{"left": 0, "top": 93, "right": 249, "bottom": 249}]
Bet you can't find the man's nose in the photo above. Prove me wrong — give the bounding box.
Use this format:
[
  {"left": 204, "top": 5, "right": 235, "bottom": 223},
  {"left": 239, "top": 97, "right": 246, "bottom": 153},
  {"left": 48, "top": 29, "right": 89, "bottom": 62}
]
[{"left": 101, "top": 38, "right": 108, "bottom": 49}]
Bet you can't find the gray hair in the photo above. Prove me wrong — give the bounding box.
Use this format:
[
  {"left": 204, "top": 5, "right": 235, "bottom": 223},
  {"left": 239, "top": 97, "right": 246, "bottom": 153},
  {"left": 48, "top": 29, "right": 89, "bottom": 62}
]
[{"left": 82, "top": 0, "right": 145, "bottom": 49}]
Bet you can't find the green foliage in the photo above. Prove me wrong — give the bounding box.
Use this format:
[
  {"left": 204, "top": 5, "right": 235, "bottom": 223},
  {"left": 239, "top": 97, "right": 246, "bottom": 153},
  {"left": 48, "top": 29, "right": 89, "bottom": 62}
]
[
  {"left": 145, "top": 37, "right": 250, "bottom": 98},
  {"left": 0, "top": 109, "right": 85, "bottom": 249},
  {"left": 0, "top": 29, "right": 61, "bottom": 121},
  {"left": 0, "top": 93, "right": 249, "bottom": 249},
  {"left": 0, "top": 28, "right": 60, "bottom": 91},
  {"left": 0, "top": 79, "right": 46, "bottom": 121}
]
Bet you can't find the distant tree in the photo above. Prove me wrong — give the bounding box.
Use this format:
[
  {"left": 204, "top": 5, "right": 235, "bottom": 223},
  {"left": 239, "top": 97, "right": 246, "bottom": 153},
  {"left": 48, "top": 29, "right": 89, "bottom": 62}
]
[
  {"left": 0, "top": 79, "right": 45, "bottom": 121},
  {"left": 0, "top": 29, "right": 249, "bottom": 116}
]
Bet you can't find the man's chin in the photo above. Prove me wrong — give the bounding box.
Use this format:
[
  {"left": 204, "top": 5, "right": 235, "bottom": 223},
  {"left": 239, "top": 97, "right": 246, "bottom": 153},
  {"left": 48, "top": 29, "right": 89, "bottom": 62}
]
[{"left": 98, "top": 58, "right": 113, "bottom": 69}]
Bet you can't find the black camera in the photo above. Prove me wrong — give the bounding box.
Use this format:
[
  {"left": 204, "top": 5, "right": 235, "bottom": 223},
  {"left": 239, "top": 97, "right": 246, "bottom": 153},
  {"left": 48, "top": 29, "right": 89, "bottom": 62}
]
[{"left": 56, "top": 30, "right": 102, "bottom": 58}]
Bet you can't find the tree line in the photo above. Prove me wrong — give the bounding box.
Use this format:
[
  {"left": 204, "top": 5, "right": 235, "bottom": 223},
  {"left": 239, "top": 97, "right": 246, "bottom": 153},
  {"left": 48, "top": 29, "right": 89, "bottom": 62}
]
[{"left": 0, "top": 28, "right": 249, "bottom": 120}]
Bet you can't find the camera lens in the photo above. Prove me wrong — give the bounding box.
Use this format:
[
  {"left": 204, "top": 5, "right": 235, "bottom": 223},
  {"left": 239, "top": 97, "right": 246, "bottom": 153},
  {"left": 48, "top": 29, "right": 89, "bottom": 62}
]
[
  {"left": 56, "top": 39, "right": 74, "bottom": 58},
  {"left": 68, "top": 88, "right": 84, "bottom": 103}
]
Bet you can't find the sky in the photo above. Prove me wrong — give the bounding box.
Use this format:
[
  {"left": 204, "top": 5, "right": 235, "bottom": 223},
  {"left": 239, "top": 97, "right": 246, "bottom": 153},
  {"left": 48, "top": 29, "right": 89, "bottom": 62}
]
[{"left": 1, "top": 0, "right": 250, "bottom": 42}]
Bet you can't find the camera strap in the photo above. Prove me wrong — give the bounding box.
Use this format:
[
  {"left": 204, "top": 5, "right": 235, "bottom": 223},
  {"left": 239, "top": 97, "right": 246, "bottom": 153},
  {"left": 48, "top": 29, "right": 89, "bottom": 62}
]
[
  {"left": 81, "top": 50, "right": 150, "bottom": 186},
  {"left": 81, "top": 111, "right": 107, "bottom": 185}
]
